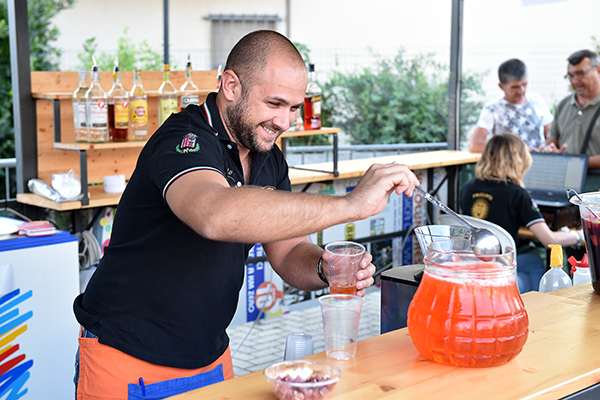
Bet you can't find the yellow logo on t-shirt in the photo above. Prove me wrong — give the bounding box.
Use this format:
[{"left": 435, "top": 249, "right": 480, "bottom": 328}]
[{"left": 471, "top": 198, "right": 489, "bottom": 219}]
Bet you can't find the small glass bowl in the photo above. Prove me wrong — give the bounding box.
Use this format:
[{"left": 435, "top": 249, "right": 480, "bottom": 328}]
[{"left": 263, "top": 360, "right": 342, "bottom": 400}]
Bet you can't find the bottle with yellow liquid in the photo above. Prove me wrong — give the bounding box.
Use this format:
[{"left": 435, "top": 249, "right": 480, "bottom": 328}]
[
  {"left": 129, "top": 68, "right": 148, "bottom": 141},
  {"left": 539, "top": 244, "right": 573, "bottom": 293},
  {"left": 158, "top": 64, "right": 178, "bottom": 126}
]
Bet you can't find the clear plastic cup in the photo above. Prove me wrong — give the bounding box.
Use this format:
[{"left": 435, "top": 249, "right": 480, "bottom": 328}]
[
  {"left": 319, "top": 294, "right": 365, "bottom": 360},
  {"left": 324, "top": 241, "right": 365, "bottom": 295}
]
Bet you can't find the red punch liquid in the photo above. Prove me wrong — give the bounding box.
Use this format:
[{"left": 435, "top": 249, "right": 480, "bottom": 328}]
[
  {"left": 329, "top": 282, "right": 356, "bottom": 295},
  {"left": 407, "top": 263, "right": 529, "bottom": 367},
  {"left": 582, "top": 213, "right": 600, "bottom": 293}
]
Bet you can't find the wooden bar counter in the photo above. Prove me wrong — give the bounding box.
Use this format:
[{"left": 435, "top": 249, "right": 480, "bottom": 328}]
[{"left": 169, "top": 284, "right": 600, "bottom": 400}]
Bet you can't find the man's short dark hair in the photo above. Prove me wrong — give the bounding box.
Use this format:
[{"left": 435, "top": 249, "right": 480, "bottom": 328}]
[
  {"left": 224, "top": 30, "right": 305, "bottom": 93},
  {"left": 498, "top": 59, "right": 527, "bottom": 84},
  {"left": 568, "top": 50, "right": 600, "bottom": 67}
]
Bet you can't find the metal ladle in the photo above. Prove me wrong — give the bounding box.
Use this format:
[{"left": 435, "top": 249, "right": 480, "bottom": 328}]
[
  {"left": 414, "top": 186, "right": 502, "bottom": 256},
  {"left": 567, "top": 188, "right": 600, "bottom": 219}
]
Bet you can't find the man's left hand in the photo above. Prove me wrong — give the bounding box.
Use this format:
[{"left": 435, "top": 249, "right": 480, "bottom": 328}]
[{"left": 355, "top": 251, "right": 376, "bottom": 297}]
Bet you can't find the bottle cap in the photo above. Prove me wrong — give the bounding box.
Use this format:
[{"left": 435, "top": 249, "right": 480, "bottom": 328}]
[
  {"left": 568, "top": 254, "right": 589, "bottom": 274},
  {"left": 548, "top": 244, "right": 563, "bottom": 267}
]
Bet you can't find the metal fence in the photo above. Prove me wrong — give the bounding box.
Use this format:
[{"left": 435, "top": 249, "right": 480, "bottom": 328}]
[{"left": 0, "top": 158, "right": 17, "bottom": 202}]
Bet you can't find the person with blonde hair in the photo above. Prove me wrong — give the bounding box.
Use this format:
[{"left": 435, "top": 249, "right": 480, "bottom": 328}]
[{"left": 461, "top": 133, "right": 583, "bottom": 292}]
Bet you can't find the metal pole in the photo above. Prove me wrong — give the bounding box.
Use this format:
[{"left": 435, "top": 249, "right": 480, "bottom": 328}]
[
  {"left": 286, "top": 0, "right": 291, "bottom": 38},
  {"left": 446, "top": 0, "right": 464, "bottom": 211},
  {"left": 7, "top": 0, "right": 37, "bottom": 194},
  {"left": 163, "top": 0, "right": 169, "bottom": 65},
  {"left": 447, "top": 0, "right": 463, "bottom": 152}
]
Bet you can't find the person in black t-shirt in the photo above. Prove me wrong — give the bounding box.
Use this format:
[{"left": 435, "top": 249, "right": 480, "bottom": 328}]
[
  {"left": 73, "top": 30, "right": 419, "bottom": 399},
  {"left": 461, "top": 133, "right": 583, "bottom": 293}
]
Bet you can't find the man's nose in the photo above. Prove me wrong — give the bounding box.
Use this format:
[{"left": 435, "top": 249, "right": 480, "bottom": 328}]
[{"left": 273, "top": 110, "right": 292, "bottom": 131}]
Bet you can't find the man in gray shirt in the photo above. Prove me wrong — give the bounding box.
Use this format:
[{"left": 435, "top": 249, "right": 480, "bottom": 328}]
[{"left": 541, "top": 50, "right": 600, "bottom": 169}]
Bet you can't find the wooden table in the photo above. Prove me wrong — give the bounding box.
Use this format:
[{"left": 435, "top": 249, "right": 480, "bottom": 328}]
[{"left": 169, "top": 284, "right": 600, "bottom": 399}]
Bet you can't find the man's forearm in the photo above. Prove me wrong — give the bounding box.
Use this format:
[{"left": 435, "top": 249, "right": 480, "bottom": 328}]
[
  {"left": 180, "top": 185, "right": 353, "bottom": 243},
  {"left": 265, "top": 239, "right": 327, "bottom": 292}
]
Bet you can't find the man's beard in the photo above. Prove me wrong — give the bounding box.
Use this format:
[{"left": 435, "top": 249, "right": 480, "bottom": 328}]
[{"left": 225, "top": 93, "right": 273, "bottom": 154}]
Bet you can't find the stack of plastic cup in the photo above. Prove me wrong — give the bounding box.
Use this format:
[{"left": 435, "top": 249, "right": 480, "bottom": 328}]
[{"left": 283, "top": 333, "right": 314, "bottom": 360}]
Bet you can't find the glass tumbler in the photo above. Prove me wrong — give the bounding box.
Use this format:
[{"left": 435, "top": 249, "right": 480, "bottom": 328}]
[{"left": 407, "top": 238, "right": 529, "bottom": 367}]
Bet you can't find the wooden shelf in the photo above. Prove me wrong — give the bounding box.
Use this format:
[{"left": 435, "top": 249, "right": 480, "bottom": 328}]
[
  {"left": 279, "top": 127, "right": 340, "bottom": 138},
  {"left": 17, "top": 186, "right": 121, "bottom": 211},
  {"left": 54, "top": 141, "right": 147, "bottom": 151},
  {"left": 33, "top": 90, "right": 213, "bottom": 100}
]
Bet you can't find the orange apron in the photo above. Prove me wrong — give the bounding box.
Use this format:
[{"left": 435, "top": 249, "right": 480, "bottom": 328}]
[{"left": 76, "top": 334, "right": 234, "bottom": 400}]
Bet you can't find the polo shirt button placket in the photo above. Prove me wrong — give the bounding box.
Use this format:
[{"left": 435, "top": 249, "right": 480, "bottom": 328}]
[{"left": 236, "top": 182, "right": 242, "bottom": 187}]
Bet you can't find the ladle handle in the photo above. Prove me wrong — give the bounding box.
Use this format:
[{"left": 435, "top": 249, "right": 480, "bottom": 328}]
[{"left": 414, "top": 186, "right": 474, "bottom": 230}]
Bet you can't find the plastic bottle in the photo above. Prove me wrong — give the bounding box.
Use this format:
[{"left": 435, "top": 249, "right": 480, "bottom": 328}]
[
  {"left": 568, "top": 254, "right": 592, "bottom": 286},
  {"left": 539, "top": 244, "right": 573, "bottom": 293}
]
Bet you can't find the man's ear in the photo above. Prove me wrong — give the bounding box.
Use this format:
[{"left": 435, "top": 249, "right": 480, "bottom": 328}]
[
  {"left": 219, "top": 70, "right": 242, "bottom": 102},
  {"left": 498, "top": 82, "right": 505, "bottom": 92}
]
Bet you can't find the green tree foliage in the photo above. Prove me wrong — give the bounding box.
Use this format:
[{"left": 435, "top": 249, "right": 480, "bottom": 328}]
[
  {"left": 0, "top": 0, "right": 75, "bottom": 161},
  {"left": 77, "top": 29, "right": 165, "bottom": 72},
  {"left": 322, "top": 51, "right": 484, "bottom": 145}
]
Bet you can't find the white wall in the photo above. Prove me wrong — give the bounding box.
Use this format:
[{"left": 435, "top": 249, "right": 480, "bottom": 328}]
[{"left": 51, "top": 0, "right": 600, "bottom": 106}]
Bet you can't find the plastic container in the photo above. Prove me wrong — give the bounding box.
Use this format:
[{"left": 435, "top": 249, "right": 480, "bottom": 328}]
[
  {"left": 569, "top": 192, "right": 600, "bottom": 294},
  {"left": 539, "top": 244, "right": 572, "bottom": 293},
  {"left": 407, "top": 238, "right": 529, "bottom": 368},
  {"left": 569, "top": 254, "right": 592, "bottom": 286}
]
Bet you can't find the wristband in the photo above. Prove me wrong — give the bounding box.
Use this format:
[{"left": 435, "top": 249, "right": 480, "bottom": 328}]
[{"left": 316, "top": 257, "right": 328, "bottom": 285}]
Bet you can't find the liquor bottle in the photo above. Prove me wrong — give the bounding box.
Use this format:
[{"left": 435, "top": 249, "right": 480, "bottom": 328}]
[
  {"left": 84, "top": 63, "right": 108, "bottom": 142},
  {"left": 304, "top": 63, "right": 322, "bottom": 130},
  {"left": 158, "top": 64, "right": 178, "bottom": 126},
  {"left": 107, "top": 59, "right": 129, "bottom": 142},
  {"left": 216, "top": 64, "right": 223, "bottom": 91},
  {"left": 129, "top": 68, "right": 148, "bottom": 141},
  {"left": 179, "top": 55, "right": 200, "bottom": 111},
  {"left": 72, "top": 67, "right": 89, "bottom": 142}
]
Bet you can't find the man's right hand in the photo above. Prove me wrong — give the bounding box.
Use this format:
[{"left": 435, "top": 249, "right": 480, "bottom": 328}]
[{"left": 345, "top": 163, "right": 418, "bottom": 221}]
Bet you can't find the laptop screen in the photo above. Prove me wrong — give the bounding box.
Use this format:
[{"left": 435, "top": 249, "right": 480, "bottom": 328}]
[{"left": 523, "top": 152, "right": 588, "bottom": 193}]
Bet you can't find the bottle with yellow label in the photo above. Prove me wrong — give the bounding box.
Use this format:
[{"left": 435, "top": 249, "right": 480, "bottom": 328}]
[
  {"left": 539, "top": 244, "right": 573, "bottom": 293},
  {"left": 158, "top": 64, "right": 178, "bottom": 126},
  {"left": 107, "top": 58, "right": 129, "bottom": 142},
  {"left": 129, "top": 68, "right": 148, "bottom": 141}
]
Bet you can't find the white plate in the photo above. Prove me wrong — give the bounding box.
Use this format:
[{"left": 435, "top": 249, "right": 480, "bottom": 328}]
[{"left": 0, "top": 220, "right": 19, "bottom": 238}]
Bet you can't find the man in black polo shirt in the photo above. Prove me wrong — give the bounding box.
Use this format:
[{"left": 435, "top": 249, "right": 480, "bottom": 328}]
[{"left": 73, "top": 30, "right": 418, "bottom": 399}]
